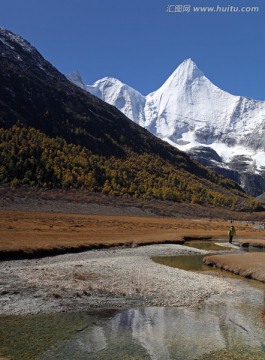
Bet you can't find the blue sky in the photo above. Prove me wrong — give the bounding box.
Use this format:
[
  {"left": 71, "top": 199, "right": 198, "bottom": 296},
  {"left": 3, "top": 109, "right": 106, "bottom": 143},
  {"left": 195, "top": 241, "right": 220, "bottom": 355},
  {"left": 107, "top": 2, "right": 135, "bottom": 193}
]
[{"left": 1, "top": 0, "right": 265, "bottom": 99}]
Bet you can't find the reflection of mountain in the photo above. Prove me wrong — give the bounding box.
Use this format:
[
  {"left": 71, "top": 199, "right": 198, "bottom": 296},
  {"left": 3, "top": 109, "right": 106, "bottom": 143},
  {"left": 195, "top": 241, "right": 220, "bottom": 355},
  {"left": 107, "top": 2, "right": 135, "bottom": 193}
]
[
  {"left": 110, "top": 307, "right": 225, "bottom": 360},
  {"left": 118, "top": 308, "right": 171, "bottom": 360},
  {"left": 38, "top": 282, "right": 265, "bottom": 359},
  {"left": 203, "top": 286, "right": 265, "bottom": 355},
  {"left": 76, "top": 326, "right": 107, "bottom": 353}
]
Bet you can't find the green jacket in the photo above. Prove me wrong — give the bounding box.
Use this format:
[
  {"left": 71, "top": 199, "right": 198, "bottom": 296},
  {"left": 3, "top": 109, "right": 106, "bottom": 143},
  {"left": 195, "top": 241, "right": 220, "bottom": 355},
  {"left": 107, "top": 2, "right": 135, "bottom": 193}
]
[{"left": 228, "top": 227, "right": 236, "bottom": 236}]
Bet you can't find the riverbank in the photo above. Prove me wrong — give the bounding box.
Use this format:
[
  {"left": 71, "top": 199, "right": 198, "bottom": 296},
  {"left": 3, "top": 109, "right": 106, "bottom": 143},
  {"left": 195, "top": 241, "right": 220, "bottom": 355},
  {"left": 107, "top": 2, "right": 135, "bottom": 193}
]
[
  {"left": 239, "top": 239, "right": 265, "bottom": 248},
  {"left": 0, "top": 210, "right": 261, "bottom": 261},
  {"left": 0, "top": 244, "right": 235, "bottom": 316},
  {"left": 203, "top": 252, "right": 265, "bottom": 282}
]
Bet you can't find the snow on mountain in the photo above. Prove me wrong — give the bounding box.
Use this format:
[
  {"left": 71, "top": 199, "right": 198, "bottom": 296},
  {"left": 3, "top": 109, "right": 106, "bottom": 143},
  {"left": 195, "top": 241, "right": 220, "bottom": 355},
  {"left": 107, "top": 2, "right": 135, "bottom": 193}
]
[
  {"left": 146, "top": 59, "right": 239, "bottom": 141},
  {"left": 67, "top": 59, "right": 265, "bottom": 195},
  {"left": 144, "top": 59, "right": 265, "bottom": 152},
  {"left": 67, "top": 73, "right": 147, "bottom": 127},
  {"left": 67, "top": 71, "right": 87, "bottom": 90}
]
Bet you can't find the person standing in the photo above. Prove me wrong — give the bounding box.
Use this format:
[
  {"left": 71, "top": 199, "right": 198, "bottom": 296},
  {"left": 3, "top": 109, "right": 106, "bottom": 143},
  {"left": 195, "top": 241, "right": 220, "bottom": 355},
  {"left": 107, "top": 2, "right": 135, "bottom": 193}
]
[{"left": 228, "top": 225, "right": 236, "bottom": 243}]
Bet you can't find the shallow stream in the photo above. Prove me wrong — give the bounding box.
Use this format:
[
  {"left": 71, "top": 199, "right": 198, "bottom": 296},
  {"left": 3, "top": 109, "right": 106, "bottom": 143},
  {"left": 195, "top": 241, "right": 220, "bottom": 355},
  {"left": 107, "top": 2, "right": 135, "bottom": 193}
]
[{"left": 1, "top": 240, "right": 265, "bottom": 360}]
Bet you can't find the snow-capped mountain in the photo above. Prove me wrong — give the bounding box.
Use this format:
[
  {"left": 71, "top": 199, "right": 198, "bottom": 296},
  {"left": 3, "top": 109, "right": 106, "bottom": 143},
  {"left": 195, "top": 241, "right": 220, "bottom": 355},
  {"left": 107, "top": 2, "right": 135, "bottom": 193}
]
[
  {"left": 67, "top": 72, "right": 147, "bottom": 126},
  {"left": 67, "top": 60, "right": 265, "bottom": 196}
]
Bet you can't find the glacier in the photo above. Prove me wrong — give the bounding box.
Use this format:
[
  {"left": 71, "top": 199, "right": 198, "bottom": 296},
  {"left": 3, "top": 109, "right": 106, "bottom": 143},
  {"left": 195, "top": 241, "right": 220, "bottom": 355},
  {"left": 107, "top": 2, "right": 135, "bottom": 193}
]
[{"left": 67, "top": 59, "right": 265, "bottom": 196}]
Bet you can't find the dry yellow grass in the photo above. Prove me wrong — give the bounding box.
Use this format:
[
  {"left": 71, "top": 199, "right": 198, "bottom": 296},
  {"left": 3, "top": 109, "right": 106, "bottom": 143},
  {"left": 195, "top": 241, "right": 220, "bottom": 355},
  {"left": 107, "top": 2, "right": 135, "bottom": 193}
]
[
  {"left": 0, "top": 210, "right": 261, "bottom": 255},
  {"left": 203, "top": 253, "right": 265, "bottom": 282},
  {"left": 239, "top": 239, "right": 265, "bottom": 248}
]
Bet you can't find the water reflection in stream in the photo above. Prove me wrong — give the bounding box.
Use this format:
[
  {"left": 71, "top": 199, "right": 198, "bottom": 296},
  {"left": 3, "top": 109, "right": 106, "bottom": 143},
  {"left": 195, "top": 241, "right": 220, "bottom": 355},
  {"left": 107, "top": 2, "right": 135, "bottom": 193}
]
[
  {"left": 2, "top": 285, "right": 264, "bottom": 360},
  {"left": 1, "top": 241, "right": 265, "bottom": 359}
]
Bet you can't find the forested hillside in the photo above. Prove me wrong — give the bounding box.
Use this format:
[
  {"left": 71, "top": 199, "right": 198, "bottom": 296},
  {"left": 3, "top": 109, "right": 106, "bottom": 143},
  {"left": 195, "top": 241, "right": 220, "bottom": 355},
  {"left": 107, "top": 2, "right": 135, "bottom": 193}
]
[{"left": 0, "top": 123, "right": 258, "bottom": 210}]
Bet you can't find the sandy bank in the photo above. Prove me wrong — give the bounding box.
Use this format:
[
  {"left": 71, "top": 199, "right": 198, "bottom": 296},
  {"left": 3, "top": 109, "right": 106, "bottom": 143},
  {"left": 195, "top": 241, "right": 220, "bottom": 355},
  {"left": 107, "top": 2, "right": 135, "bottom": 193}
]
[
  {"left": 203, "top": 252, "right": 265, "bottom": 282},
  {"left": 0, "top": 245, "right": 235, "bottom": 316}
]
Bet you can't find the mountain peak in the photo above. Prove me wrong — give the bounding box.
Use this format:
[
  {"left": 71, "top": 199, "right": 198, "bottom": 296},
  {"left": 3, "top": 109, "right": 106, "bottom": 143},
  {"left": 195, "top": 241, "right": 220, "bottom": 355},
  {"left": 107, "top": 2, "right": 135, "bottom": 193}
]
[
  {"left": 66, "top": 71, "right": 86, "bottom": 90},
  {"left": 93, "top": 77, "right": 123, "bottom": 87},
  {"left": 0, "top": 27, "right": 34, "bottom": 53},
  {"left": 67, "top": 70, "right": 83, "bottom": 81},
  {"left": 168, "top": 58, "right": 204, "bottom": 85},
  {"left": 180, "top": 58, "right": 198, "bottom": 67},
  {"left": 179, "top": 58, "right": 202, "bottom": 73},
  {"left": 0, "top": 27, "right": 62, "bottom": 79}
]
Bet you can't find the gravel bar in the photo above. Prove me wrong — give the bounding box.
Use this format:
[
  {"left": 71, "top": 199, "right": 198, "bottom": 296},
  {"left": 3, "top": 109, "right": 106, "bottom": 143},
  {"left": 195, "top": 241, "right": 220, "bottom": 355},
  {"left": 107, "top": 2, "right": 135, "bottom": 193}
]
[{"left": 0, "top": 244, "right": 236, "bottom": 315}]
